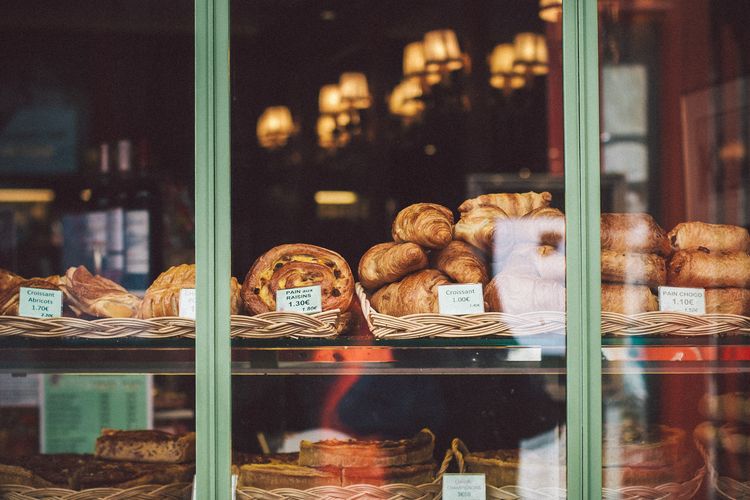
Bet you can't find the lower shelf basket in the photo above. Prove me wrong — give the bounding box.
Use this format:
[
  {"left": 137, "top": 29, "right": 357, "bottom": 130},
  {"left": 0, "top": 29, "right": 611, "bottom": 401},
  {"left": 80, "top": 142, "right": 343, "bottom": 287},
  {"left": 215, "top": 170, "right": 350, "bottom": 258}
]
[{"left": 0, "top": 482, "right": 192, "bottom": 500}]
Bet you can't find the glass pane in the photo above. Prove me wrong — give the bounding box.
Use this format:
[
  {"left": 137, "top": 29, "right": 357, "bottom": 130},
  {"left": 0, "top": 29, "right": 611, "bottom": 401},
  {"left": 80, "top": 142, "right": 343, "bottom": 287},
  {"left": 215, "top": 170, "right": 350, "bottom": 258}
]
[
  {"left": 599, "top": 1, "right": 750, "bottom": 497},
  {"left": 0, "top": 1, "right": 196, "bottom": 495},
  {"left": 231, "top": 0, "right": 569, "bottom": 496}
]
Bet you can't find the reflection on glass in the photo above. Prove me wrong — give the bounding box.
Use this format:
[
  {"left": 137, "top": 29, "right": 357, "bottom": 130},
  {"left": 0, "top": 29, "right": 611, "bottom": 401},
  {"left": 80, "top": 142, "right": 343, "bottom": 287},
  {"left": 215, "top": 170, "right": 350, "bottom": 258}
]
[{"left": 599, "top": 0, "right": 750, "bottom": 497}]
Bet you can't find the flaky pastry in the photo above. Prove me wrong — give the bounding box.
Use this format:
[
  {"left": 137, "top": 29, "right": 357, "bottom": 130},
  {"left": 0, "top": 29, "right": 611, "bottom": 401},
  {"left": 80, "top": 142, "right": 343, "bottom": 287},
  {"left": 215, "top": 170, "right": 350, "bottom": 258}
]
[
  {"left": 370, "top": 269, "right": 451, "bottom": 316},
  {"left": 458, "top": 191, "right": 552, "bottom": 217},
  {"left": 62, "top": 266, "right": 141, "bottom": 318},
  {"left": 358, "top": 242, "right": 428, "bottom": 290},
  {"left": 391, "top": 203, "right": 453, "bottom": 249},
  {"left": 432, "top": 240, "right": 489, "bottom": 284}
]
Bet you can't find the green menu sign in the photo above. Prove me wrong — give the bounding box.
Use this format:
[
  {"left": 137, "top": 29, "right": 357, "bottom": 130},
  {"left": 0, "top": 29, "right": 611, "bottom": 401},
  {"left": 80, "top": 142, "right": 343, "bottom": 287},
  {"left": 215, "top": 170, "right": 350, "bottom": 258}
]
[{"left": 41, "top": 375, "right": 151, "bottom": 453}]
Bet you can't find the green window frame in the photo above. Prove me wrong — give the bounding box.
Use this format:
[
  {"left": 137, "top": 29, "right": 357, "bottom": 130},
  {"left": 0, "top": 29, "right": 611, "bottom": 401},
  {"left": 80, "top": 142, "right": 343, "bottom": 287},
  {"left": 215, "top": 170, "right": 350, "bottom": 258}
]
[{"left": 193, "top": 0, "right": 603, "bottom": 498}]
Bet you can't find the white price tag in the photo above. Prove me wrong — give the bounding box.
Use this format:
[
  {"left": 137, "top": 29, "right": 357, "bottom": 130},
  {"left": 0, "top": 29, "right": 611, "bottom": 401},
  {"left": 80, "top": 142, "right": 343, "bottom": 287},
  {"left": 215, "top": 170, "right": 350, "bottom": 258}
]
[
  {"left": 179, "top": 288, "right": 197, "bottom": 319},
  {"left": 276, "top": 285, "right": 322, "bottom": 314},
  {"left": 438, "top": 284, "right": 484, "bottom": 315},
  {"left": 232, "top": 474, "right": 238, "bottom": 500},
  {"left": 442, "top": 473, "right": 486, "bottom": 500},
  {"left": 18, "top": 287, "right": 62, "bottom": 318},
  {"left": 658, "top": 286, "right": 706, "bottom": 314}
]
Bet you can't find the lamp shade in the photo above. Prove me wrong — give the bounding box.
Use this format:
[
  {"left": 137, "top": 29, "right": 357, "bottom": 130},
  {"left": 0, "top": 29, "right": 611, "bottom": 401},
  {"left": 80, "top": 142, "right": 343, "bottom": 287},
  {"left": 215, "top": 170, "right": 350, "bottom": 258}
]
[
  {"left": 339, "top": 72, "right": 371, "bottom": 109},
  {"left": 319, "top": 84, "right": 344, "bottom": 114},
  {"left": 423, "top": 29, "right": 463, "bottom": 71},
  {"left": 389, "top": 80, "right": 424, "bottom": 118},
  {"left": 256, "top": 106, "right": 294, "bottom": 148},
  {"left": 489, "top": 44, "right": 525, "bottom": 90},
  {"left": 316, "top": 115, "right": 337, "bottom": 148},
  {"left": 513, "top": 32, "right": 538, "bottom": 67},
  {"left": 532, "top": 34, "right": 549, "bottom": 75},
  {"left": 403, "top": 41, "right": 426, "bottom": 77},
  {"left": 539, "top": 0, "right": 562, "bottom": 23}
]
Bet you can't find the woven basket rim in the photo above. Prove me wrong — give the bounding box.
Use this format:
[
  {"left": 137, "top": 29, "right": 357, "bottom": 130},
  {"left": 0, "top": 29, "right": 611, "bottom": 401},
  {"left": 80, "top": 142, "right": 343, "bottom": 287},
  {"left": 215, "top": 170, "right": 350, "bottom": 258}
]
[
  {"left": 358, "top": 283, "right": 750, "bottom": 339},
  {"left": 0, "top": 310, "right": 341, "bottom": 340}
]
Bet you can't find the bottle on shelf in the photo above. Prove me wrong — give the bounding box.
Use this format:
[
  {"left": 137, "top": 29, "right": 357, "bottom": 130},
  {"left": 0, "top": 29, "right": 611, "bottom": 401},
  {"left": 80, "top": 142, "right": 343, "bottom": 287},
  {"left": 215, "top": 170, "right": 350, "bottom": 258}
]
[
  {"left": 103, "top": 140, "right": 131, "bottom": 283},
  {"left": 84, "top": 143, "right": 112, "bottom": 274},
  {"left": 122, "top": 139, "right": 161, "bottom": 293}
]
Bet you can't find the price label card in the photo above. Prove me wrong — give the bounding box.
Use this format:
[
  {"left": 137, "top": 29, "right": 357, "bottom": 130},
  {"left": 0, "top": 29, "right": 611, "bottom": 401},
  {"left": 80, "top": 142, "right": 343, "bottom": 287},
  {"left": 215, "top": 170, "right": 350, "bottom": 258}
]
[
  {"left": 276, "top": 285, "right": 322, "bottom": 314},
  {"left": 442, "top": 473, "right": 486, "bottom": 500},
  {"left": 179, "top": 289, "right": 196, "bottom": 319},
  {"left": 658, "top": 286, "right": 706, "bottom": 314},
  {"left": 19, "top": 287, "right": 62, "bottom": 318},
  {"left": 438, "top": 284, "right": 484, "bottom": 315}
]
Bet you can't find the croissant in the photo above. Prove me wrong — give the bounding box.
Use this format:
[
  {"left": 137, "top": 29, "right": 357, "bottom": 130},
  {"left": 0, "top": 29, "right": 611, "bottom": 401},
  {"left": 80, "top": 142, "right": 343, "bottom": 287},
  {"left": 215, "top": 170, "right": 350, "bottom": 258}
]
[
  {"left": 391, "top": 203, "right": 453, "bottom": 249},
  {"left": 358, "top": 242, "right": 428, "bottom": 290},
  {"left": 667, "top": 249, "right": 750, "bottom": 288},
  {"left": 705, "top": 288, "right": 750, "bottom": 315},
  {"left": 0, "top": 268, "right": 23, "bottom": 294},
  {"left": 62, "top": 266, "right": 142, "bottom": 318},
  {"left": 0, "top": 278, "right": 60, "bottom": 316},
  {"left": 458, "top": 191, "right": 552, "bottom": 217},
  {"left": 502, "top": 245, "right": 566, "bottom": 283},
  {"left": 453, "top": 206, "right": 508, "bottom": 253},
  {"left": 516, "top": 207, "right": 566, "bottom": 248},
  {"left": 370, "top": 269, "right": 451, "bottom": 316},
  {"left": 483, "top": 273, "right": 565, "bottom": 314},
  {"left": 601, "top": 213, "right": 671, "bottom": 256},
  {"left": 241, "top": 243, "right": 354, "bottom": 314},
  {"left": 601, "top": 251, "right": 666, "bottom": 287},
  {"left": 139, "top": 264, "right": 243, "bottom": 318},
  {"left": 668, "top": 222, "right": 750, "bottom": 253},
  {"left": 432, "top": 240, "right": 489, "bottom": 284},
  {"left": 601, "top": 284, "right": 658, "bottom": 314}
]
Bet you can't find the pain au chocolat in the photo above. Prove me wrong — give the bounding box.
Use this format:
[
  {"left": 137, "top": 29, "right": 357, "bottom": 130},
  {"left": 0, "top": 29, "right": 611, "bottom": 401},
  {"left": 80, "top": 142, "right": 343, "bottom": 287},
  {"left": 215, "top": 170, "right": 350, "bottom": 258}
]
[
  {"left": 601, "top": 250, "right": 666, "bottom": 287},
  {"left": 298, "top": 428, "right": 435, "bottom": 468},
  {"left": 241, "top": 243, "right": 354, "bottom": 314},
  {"left": 668, "top": 221, "right": 750, "bottom": 253},
  {"left": 139, "top": 263, "right": 242, "bottom": 318},
  {"left": 391, "top": 203, "right": 453, "bottom": 249},
  {"left": 62, "top": 266, "right": 141, "bottom": 318},
  {"left": 358, "top": 242, "right": 429, "bottom": 290},
  {"left": 667, "top": 249, "right": 750, "bottom": 288},
  {"left": 458, "top": 191, "right": 552, "bottom": 217},
  {"left": 600, "top": 213, "right": 671, "bottom": 257}
]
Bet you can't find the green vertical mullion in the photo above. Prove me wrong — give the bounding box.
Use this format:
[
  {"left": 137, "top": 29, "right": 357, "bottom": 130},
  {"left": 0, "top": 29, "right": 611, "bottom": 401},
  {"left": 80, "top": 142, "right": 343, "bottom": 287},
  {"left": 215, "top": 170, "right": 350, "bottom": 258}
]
[
  {"left": 195, "top": 0, "right": 232, "bottom": 498},
  {"left": 564, "top": 0, "right": 602, "bottom": 498}
]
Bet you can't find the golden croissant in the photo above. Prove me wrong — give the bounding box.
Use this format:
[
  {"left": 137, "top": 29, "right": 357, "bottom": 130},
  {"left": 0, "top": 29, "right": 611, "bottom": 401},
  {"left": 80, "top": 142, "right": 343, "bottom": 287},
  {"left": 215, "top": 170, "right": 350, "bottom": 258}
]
[
  {"left": 371, "top": 269, "right": 451, "bottom": 316},
  {"left": 431, "top": 240, "right": 488, "bottom": 284},
  {"left": 391, "top": 203, "right": 453, "bottom": 249},
  {"left": 459, "top": 191, "right": 552, "bottom": 217},
  {"left": 358, "top": 242, "right": 428, "bottom": 290},
  {"left": 453, "top": 206, "right": 508, "bottom": 254}
]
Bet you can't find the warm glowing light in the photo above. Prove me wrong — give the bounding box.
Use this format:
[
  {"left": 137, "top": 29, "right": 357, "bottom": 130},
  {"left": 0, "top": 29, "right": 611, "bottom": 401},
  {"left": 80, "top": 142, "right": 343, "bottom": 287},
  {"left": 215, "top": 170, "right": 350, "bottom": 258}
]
[
  {"left": 514, "top": 33, "right": 548, "bottom": 75},
  {"left": 314, "top": 191, "right": 359, "bottom": 205},
  {"left": 339, "top": 72, "right": 371, "bottom": 109},
  {"left": 0, "top": 189, "right": 55, "bottom": 203},
  {"left": 319, "top": 84, "right": 345, "bottom": 114},
  {"left": 539, "top": 0, "right": 562, "bottom": 23},
  {"left": 423, "top": 29, "right": 463, "bottom": 72},
  {"left": 388, "top": 79, "right": 424, "bottom": 118},
  {"left": 256, "top": 106, "right": 295, "bottom": 149},
  {"left": 316, "top": 115, "right": 337, "bottom": 148},
  {"left": 403, "top": 41, "right": 426, "bottom": 77},
  {"left": 489, "top": 44, "right": 525, "bottom": 90}
]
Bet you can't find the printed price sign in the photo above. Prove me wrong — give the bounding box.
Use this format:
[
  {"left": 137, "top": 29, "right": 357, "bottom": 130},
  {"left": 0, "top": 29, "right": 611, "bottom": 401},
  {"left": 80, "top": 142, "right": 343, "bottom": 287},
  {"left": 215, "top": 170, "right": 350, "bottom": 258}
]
[
  {"left": 179, "top": 289, "right": 196, "bottom": 319},
  {"left": 19, "top": 287, "right": 62, "bottom": 318},
  {"left": 438, "top": 284, "right": 484, "bottom": 315},
  {"left": 658, "top": 286, "right": 706, "bottom": 314},
  {"left": 276, "top": 285, "right": 322, "bottom": 314},
  {"left": 442, "top": 473, "right": 486, "bottom": 500}
]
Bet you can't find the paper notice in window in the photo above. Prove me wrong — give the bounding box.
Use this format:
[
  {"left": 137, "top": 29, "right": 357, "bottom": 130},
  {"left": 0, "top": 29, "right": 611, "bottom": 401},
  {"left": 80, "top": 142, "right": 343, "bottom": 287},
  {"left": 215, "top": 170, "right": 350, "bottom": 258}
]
[
  {"left": 276, "top": 285, "right": 322, "bottom": 314},
  {"left": 19, "top": 287, "right": 62, "bottom": 318},
  {"left": 442, "top": 473, "right": 486, "bottom": 500},
  {"left": 438, "top": 284, "right": 484, "bottom": 315},
  {"left": 179, "top": 289, "right": 197, "bottom": 319},
  {"left": 658, "top": 286, "right": 706, "bottom": 314}
]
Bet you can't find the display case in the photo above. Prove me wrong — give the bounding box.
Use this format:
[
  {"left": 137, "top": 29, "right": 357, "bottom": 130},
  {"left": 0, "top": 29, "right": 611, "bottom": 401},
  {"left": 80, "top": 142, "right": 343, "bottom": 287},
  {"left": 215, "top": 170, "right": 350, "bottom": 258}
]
[{"left": 1, "top": 0, "right": 748, "bottom": 499}]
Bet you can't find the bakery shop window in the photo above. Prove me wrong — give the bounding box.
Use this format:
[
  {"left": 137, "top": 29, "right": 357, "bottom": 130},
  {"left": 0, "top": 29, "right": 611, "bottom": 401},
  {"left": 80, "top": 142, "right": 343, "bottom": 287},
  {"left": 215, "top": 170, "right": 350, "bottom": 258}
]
[{"left": 598, "top": 0, "right": 750, "bottom": 496}]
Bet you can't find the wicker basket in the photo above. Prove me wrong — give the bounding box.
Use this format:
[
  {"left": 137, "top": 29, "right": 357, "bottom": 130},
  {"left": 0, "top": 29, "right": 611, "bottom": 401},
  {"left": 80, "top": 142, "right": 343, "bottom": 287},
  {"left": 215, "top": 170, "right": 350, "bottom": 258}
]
[
  {"left": 0, "top": 310, "right": 341, "bottom": 340},
  {"left": 356, "top": 284, "right": 565, "bottom": 339},
  {"left": 236, "top": 447, "right": 454, "bottom": 500},
  {"left": 359, "top": 283, "right": 750, "bottom": 339},
  {"left": 0, "top": 482, "right": 192, "bottom": 499},
  {"left": 697, "top": 439, "right": 750, "bottom": 500},
  {"left": 451, "top": 438, "right": 705, "bottom": 500}
]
